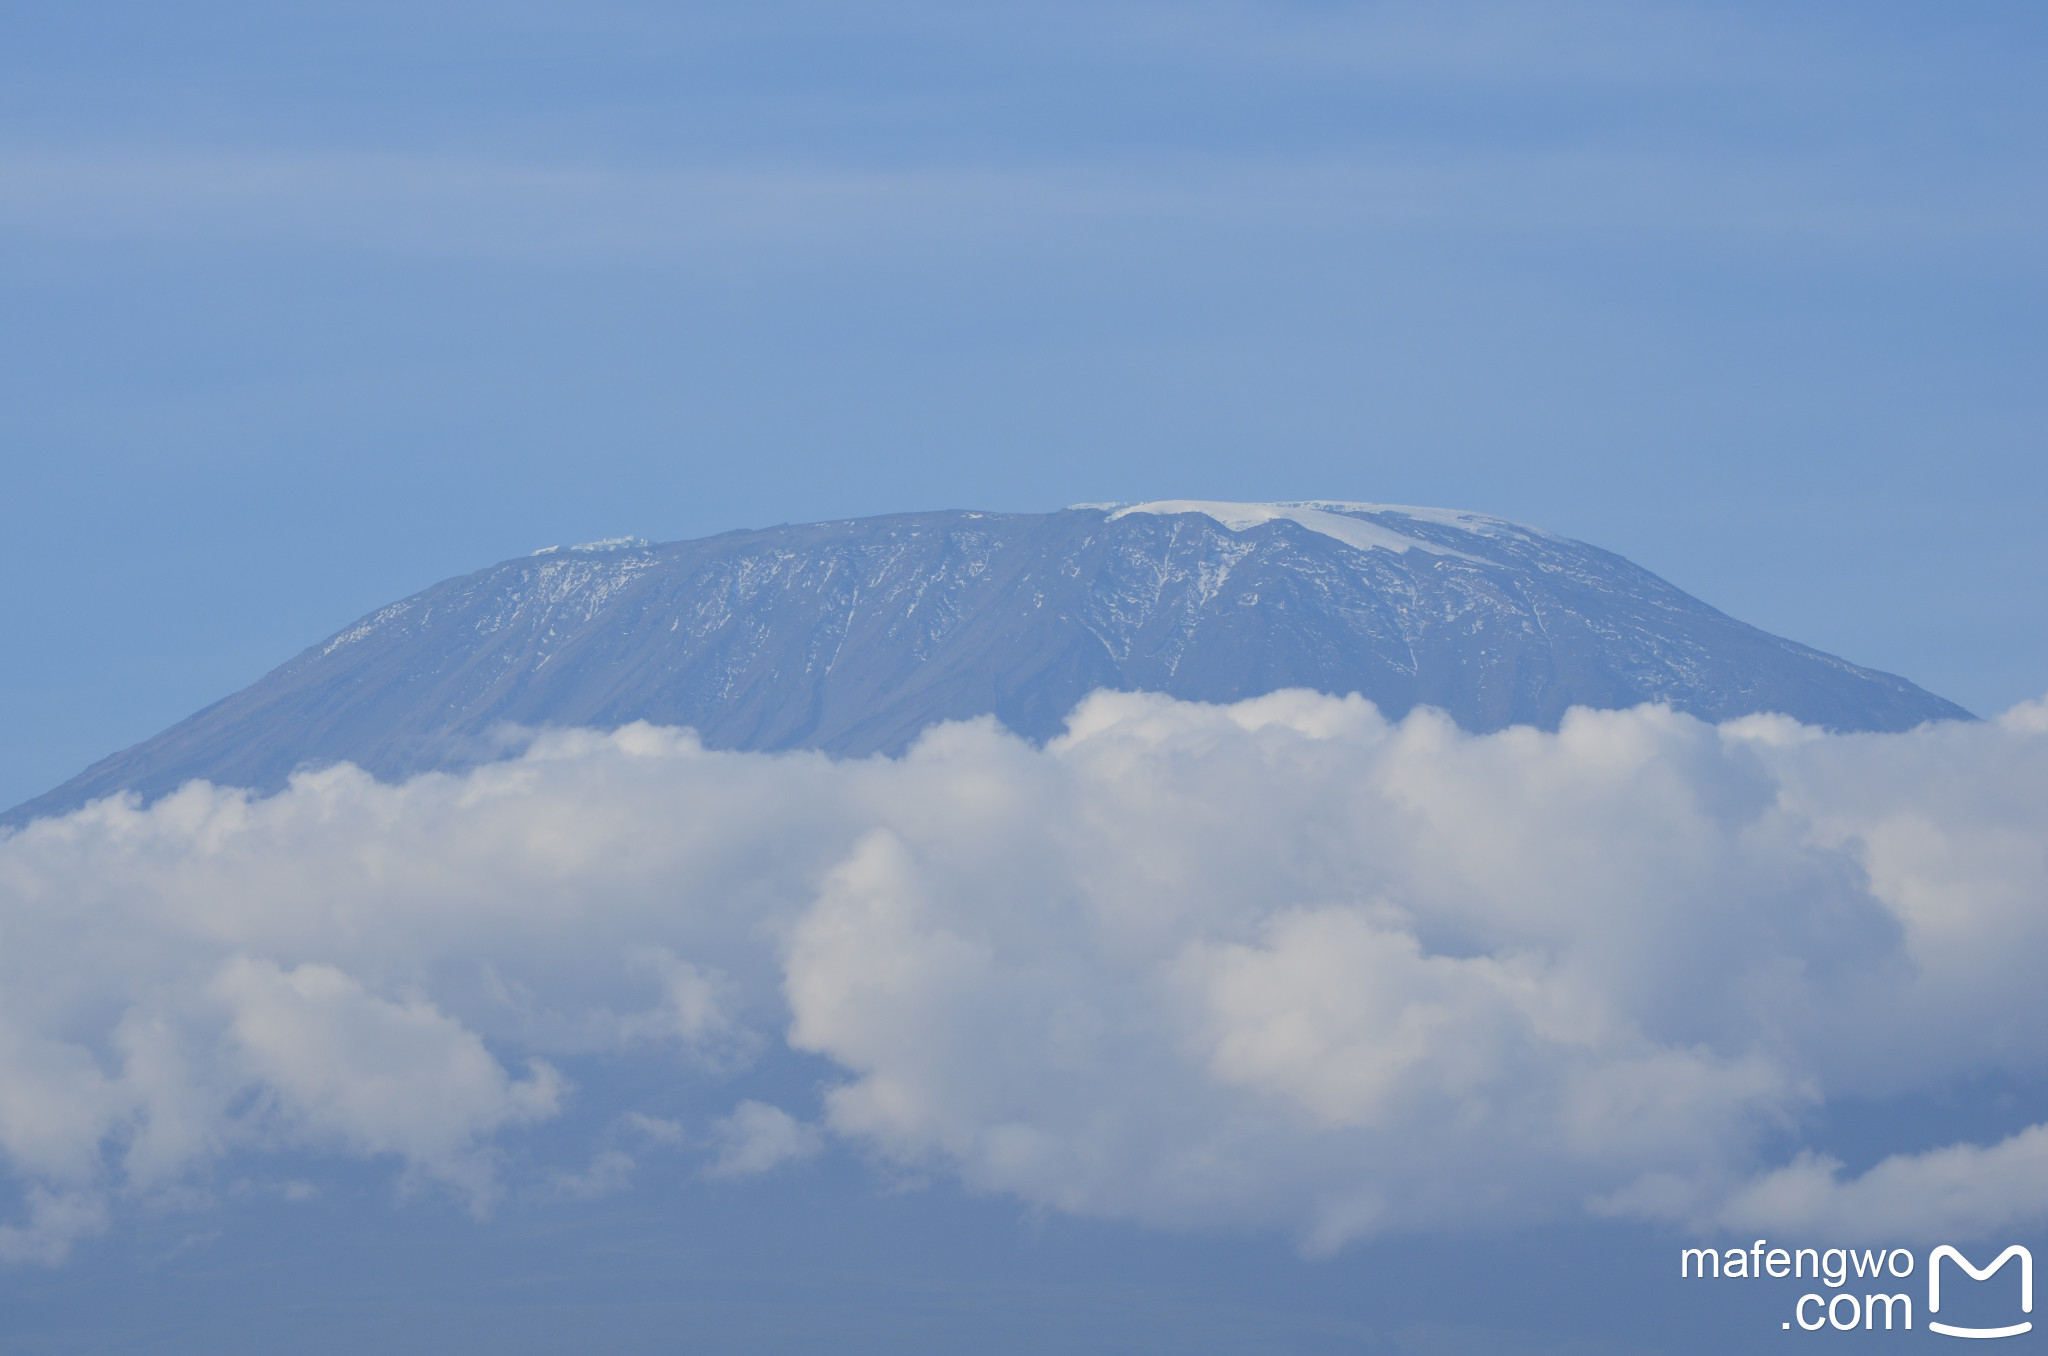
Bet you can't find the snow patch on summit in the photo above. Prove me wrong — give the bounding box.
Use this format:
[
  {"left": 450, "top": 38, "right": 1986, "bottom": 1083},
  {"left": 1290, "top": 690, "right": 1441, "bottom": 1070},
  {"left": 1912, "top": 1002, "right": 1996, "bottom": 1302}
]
[
  {"left": 530, "top": 537, "right": 651, "bottom": 557},
  {"left": 1099, "top": 501, "right": 1491, "bottom": 561}
]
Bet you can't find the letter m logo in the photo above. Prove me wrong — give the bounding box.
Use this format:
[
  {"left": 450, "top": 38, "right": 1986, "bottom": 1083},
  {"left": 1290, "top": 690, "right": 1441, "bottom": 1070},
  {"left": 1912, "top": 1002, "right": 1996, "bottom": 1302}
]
[{"left": 1929, "top": 1245, "right": 2033, "bottom": 1339}]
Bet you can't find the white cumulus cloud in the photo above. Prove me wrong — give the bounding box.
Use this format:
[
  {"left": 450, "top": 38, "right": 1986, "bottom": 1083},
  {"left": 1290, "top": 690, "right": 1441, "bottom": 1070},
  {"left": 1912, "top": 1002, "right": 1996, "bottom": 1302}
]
[
  {"left": 1, "top": 691, "right": 2045, "bottom": 1259},
  {"left": 705, "top": 1101, "right": 824, "bottom": 1179}
]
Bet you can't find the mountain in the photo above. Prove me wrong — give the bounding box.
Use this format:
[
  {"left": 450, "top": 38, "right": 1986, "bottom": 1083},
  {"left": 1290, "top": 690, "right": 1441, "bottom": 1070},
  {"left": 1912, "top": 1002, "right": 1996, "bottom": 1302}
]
[{"left": 4, "top": 501, "right": 1971, "bottom": 826}]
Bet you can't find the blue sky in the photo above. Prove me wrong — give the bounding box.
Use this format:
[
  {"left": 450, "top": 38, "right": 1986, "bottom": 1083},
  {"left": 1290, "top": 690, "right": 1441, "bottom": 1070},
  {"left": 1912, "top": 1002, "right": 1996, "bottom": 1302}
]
[
  {"left": 2, "top": 0, "right": 2044, "bottom": 810},
  {"left": 3, "top": 8, "right": 2048, "bottom": 1350}
]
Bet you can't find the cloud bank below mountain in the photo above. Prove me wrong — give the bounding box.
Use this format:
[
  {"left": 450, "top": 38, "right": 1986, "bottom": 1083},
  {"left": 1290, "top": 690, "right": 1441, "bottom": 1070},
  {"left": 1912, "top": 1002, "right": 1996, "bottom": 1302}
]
[{"left": 2, "top": 690, "right": 2045, "bottom": 1262}]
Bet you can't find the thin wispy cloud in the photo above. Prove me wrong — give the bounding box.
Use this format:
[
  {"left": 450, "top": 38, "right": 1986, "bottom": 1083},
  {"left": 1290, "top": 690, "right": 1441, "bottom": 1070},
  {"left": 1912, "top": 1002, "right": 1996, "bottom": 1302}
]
[
  {"left": 0, "top": 144, "right": 2036, "bottom": 263},
  {"left": 2, "top": 4, "right": 2039, "bottom": 265}
]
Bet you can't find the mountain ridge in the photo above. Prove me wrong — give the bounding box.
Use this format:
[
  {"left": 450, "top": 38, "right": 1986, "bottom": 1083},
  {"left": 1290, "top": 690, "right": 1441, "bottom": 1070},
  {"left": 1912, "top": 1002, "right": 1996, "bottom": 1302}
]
[{"left": 3, "top": 502, "right": 1972, "bottom": 827}]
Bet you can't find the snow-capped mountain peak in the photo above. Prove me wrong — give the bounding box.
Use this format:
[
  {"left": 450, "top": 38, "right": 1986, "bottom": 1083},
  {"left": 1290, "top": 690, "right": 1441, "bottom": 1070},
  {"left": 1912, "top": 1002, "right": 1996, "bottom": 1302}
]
[{"left": 4, "top": 503, "right": 1971, "bottom": 827}]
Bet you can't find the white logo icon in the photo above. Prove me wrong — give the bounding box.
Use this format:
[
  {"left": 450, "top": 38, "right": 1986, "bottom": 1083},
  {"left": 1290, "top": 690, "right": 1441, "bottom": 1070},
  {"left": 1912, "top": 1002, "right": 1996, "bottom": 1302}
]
[{"left": 1929, "top": 1245, "right": 2032, "bottom": 1340}]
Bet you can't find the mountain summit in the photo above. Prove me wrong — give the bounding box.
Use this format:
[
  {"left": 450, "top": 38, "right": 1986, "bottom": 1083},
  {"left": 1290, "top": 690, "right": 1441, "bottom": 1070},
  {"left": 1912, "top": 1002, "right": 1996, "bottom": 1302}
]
[{"left": 4, "top": 502, "right": 1970, "bottom": 826}]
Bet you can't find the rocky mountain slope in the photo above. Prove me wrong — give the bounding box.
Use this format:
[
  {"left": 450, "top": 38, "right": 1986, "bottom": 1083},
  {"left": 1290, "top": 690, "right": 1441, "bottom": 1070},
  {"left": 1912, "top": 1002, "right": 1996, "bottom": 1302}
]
[{"left": 4, "top": 501, "right": 1972, "bottom": 826}]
